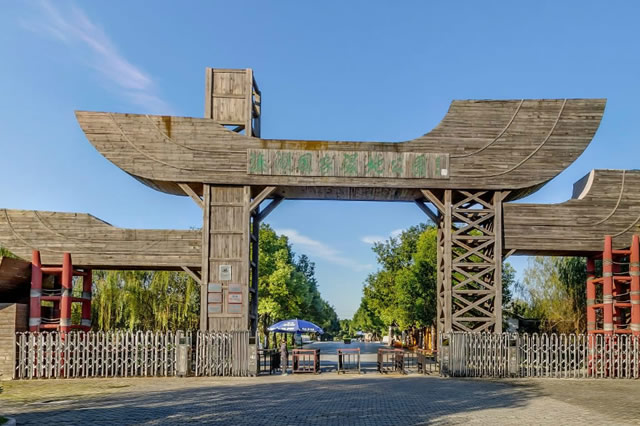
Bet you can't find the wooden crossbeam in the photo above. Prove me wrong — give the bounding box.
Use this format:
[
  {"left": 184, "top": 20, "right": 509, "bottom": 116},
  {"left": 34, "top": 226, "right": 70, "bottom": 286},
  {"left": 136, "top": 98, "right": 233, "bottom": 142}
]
[
  {"left": 452, "top": 265, "right": 496, "bottom": 290},
  {"left": 453, "top": 239, "right": 495, "bottom": 264},
  {"left": 455, "top": 190, "right": 493, "bottom": 210},
  {"left": 453, "top": 214, "right": 495, "bottom": 236},
  {"left": 420, "top": 189, "right": 445, "bottom": 213},
  {"left": 414, "top": 200, "right": 439, "bottom": 224},
  {"left": 504, "top": 248, "right": 516, "bottom": 259},
  {"left": 178, "top": 184, "right": 204, "bottom": 209},
  {"left": 452, "top": 293, "right": 495, "bottom": 318},
  {"left": 250, "top": 186, "right": 277, "bottom": 213},
  {"left": 181, "top": 266, "right": 202, "bottom": 284},
  {"left": 257, "top": 197, "right": 284, "bottom": 222}
]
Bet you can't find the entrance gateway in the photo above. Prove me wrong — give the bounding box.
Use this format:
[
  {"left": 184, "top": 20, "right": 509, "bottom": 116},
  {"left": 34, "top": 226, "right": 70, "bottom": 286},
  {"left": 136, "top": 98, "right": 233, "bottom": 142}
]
[{"left": 3, "top": 67, "right": 638, "bottom": 336}]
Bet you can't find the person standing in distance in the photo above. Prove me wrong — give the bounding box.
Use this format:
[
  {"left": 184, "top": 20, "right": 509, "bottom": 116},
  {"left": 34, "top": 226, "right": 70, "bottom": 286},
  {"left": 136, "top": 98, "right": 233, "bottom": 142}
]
[{"left": 280, "top": 338, "right": 289, "bottom": 375}]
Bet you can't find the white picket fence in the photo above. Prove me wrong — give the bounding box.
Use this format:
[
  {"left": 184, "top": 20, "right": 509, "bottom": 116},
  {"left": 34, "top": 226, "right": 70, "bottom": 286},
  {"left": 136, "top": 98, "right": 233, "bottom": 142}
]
[
  {"left": 439, "top": 332, "right": 640, "bottom": 379},
  {"left": 14, "top": 330, "right": 251, "bottom": 379}
]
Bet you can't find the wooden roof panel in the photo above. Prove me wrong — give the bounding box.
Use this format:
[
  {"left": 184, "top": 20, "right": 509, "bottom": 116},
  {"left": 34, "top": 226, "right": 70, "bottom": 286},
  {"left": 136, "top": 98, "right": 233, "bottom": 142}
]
[
  {"left": 0, "top": 209, "right": 201, "bottom": 269},
  {"left": 504, "top": 170, "right": 640, "bottom": 255}
]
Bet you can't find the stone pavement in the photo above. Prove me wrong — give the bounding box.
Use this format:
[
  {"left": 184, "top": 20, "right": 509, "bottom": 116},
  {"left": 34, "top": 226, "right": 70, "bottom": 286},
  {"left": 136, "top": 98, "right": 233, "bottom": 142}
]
[{"left": 2, "top": 374, "right": 640, "bottom": 425}]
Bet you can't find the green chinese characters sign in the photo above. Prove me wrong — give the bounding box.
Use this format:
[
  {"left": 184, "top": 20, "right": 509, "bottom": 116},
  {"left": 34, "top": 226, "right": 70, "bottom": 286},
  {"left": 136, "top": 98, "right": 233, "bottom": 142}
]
[{"left": 247, "top": 149, "right": 449, "bottom": 179}]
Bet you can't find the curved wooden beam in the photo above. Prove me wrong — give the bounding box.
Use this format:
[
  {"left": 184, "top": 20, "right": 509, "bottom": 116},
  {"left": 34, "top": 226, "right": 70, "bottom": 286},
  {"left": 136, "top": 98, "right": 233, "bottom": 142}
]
[
  {"left": 76, "top": 98, "right": 605, "bottom": 200},
  {"left": 504, "top": 170, "right": 640, "bottom": 255}
]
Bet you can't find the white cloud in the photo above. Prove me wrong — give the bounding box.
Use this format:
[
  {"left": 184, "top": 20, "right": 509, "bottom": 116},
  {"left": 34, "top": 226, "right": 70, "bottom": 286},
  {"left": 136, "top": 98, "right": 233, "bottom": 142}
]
[
  {"left": 390, "top": 228, "right": 404, "bottom": 238},
  {"left": 361, "top": 235, "right": 385, "bottom": 245},
  {"left": 361, "top": 228, "right": 405, "bottom": 245},
  {"left": 276, "top": 228, "right": 373, "bottom": 272},
  {"left": 22, "top": 1, "right": 171, "bottom": 114}
]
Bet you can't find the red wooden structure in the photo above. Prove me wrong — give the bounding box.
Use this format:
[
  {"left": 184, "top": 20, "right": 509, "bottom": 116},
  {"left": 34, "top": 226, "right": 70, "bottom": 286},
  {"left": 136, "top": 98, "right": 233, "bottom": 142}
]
[
  {"left": 587, "top": 235, "right": 640, "bottom": 336},
  {"left": 29, "top": 250, "right": 92, "bottom": 332}
]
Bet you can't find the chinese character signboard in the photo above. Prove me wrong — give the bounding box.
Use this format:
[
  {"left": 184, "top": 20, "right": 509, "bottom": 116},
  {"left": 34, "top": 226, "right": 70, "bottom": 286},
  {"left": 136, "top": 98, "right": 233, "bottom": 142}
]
[{"left": 247, "top": 149, "right": 449, "bottom": 179}]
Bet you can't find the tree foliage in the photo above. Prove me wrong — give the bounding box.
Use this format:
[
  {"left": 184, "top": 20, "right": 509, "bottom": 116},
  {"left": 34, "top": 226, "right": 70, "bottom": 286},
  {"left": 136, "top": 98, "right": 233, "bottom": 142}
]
[
  {"left": 91, "top": 270, "right": 200, "bottom": 331},
  {"left": 516, "top": 256, "right": 586, "bottom": 333},
  {"left": 352, "top": 224, "right": 516, "bottom": 335},
  {"left": 0, "top": 247, "right": 17, "bottom": 259},
  {"left": 257, "top": 225, "right": 339, "bottom": 345},
  {"left": 89, "top": 224, "right": 338, "bottom": 338},
  {"left": 352, "top": 224, "right": 437, "bottom": 333}
]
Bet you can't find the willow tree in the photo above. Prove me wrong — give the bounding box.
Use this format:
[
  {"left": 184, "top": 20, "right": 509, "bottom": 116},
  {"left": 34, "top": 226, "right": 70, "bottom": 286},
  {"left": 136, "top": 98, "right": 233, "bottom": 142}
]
[
  {"left": 91, "top": 270, "right": 199, "bottom": 331},
  {"left": 519, "top": 256, "right": 585, "bottom": 333}
]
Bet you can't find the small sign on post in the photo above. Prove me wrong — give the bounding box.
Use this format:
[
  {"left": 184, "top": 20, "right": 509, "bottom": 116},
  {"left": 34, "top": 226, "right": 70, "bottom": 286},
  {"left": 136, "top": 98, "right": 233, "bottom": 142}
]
[{"left": 219, "top": 265, "right": 232, "bottom": 281}]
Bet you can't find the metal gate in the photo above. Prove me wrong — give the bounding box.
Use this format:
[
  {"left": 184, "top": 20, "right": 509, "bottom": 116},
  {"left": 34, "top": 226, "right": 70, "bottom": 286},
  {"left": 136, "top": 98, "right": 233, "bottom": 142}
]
[
  {"left": 15, "top": 330, "right": 251, "bottom": 379},
  {"left": 439, "top": 332, "right": 640, "bottom": 379}
]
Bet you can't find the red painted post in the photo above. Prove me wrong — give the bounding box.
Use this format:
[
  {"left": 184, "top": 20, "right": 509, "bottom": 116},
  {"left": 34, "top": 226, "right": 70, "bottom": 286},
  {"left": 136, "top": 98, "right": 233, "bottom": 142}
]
[
  {"left": 612, "top": 255, "right": 621, "bottom": 328},
  {"left": 81, "top": 269, "right": 92, "bottom": 331},
  {"left": 29, "top": 250, "right": 42, "bottom": 332},
  {"left": 586, "top": 257, "right": 596, "bottom": 335},
  {"left": 603, "top": 236, "right": 614, "bottom": 335},
  {"left": 630, "top": 235, "right": 640, "bottom": 336},
  {"left": 60, "top": 252, "right": 73, "bottom": 332}
]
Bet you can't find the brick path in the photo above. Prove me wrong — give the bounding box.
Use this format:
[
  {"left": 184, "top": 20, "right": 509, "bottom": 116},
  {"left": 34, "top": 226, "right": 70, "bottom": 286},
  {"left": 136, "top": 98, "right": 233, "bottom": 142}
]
[{"left": 2, "top": 374, "right": 639, "bottom": 425}]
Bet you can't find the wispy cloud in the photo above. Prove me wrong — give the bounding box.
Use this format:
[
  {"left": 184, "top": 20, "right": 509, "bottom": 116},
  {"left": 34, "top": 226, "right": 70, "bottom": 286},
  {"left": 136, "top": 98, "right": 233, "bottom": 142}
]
[
  {"left": 22, "top": 1, "right": 171, "bottom": 113},
  {"left": 276, "top": 228, "right": 373, "bottom": 272},
  {"left": 361, "top": 228, "right": 404, "bottom": 245}
]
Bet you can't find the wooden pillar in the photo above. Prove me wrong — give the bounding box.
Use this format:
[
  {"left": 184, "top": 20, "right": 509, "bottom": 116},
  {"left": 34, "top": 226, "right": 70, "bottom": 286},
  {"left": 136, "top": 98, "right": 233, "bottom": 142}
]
[
  {"left": 436, "top": 209, "right": 444, "bottom": 334},
  {"left": 586, "top": 257, "right": 596, "bottom": 334},
  {"left": 201, "top": 184, "right": 251, "bottom": 332},
  {"left": 603, "top": 235, "right": 614, "bottom": 334},
  {"left": 81, "top": 269, "right": 92, "bottom": 331},
  {"left": 29, "top": 250, "right": 42, "bottom": 332},
  {"left": 630, "top": 235, "right": 640, "bottom": 336},
  {"left": 249, "top": 210, "right": 260, "bottom": 336},
  {"left": 60, "top": 252, "right": 73, "bottom": 332},
  {"left": 442, "top": 190, "right": 453, "bottom": 333},
  {"left": 493, "top": 191, "right": 505, "bottom": 334}
]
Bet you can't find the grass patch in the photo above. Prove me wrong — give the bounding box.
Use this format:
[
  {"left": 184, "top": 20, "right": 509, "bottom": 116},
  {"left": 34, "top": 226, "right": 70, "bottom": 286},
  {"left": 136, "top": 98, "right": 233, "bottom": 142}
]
[{"left": 0, "top": 416, "right": 7, "bottom": 425}]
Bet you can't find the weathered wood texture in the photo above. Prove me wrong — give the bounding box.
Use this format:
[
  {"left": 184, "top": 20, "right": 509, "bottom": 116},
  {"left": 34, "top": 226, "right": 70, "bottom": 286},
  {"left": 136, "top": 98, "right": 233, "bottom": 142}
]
[
  {"left": 0, "top": 209, "right": 201, "bottom": 269},
  {"left": 0, "top": 303, "right": 27, "bottom": 380},
  {"left": 504, "top": 170, "right": 640, "bottom": 255},
  {"left": 429, "top": 190, "right": 503, "bottom": 333},
  {"left": 76, "top": 98, "right": 605, "bottom": 199},
  {"left": 202, "top": 185, "right": 250, "bottom": 331},
  {"left": 205, "top": 68, "right": 261, "bottom": 137}
]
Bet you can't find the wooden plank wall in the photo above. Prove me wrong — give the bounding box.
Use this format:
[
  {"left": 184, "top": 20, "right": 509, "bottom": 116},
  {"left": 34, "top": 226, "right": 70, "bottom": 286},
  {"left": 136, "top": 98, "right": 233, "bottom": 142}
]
[
  {"left": 202, "top": 185, "right": 250, "bottom": 332},
  {"left": 0, "top": 209, "right": 201, "bottom": 270},
  {"left": 205, "top": 68, "right": 258, "bottom": 137}
]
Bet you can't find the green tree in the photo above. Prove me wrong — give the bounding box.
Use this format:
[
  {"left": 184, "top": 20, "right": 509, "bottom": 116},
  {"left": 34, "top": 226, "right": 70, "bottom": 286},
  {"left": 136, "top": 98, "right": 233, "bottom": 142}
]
[
  {"left": 357, "top": 224, "right": 437, "bottom": 332},
  {"left": 91, "top": 270, "right": 199, "bottom": 331},
  {"left": 518, "top": 256, "right": 586, "bottom": 333},
  {"left": 0, "top": 247, "right": 17, "bottom": 259},
  {"left": 256, "top": 224, "right": 338, "bottom": 346}
]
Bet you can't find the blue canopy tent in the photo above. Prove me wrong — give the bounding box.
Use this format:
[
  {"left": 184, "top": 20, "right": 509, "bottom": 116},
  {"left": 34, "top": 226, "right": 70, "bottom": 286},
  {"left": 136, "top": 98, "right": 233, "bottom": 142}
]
[
  {"left": 267, "top": 319, "right": 324, "bottom": 349},
  {"left": 268, "top": 318, "right": 324, "bottom": 334}
]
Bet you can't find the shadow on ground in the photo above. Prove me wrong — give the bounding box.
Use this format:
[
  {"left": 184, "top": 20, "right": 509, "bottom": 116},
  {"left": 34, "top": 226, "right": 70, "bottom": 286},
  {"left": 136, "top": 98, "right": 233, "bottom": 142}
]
[{"left": 7, "top": 376, "right": 544, "bottom": 425}]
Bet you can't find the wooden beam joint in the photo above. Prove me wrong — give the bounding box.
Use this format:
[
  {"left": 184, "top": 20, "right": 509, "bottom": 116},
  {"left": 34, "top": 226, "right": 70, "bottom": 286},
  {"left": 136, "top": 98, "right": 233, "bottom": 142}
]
[{"left": 178, "top": 184, "right": 204, "bottom": 210}]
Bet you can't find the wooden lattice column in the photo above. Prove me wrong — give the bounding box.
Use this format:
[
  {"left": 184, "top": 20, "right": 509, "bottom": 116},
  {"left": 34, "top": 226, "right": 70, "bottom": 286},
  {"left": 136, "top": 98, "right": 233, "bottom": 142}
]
[{"left": 421, "top": 189, "right": 507, "bottom": 333}]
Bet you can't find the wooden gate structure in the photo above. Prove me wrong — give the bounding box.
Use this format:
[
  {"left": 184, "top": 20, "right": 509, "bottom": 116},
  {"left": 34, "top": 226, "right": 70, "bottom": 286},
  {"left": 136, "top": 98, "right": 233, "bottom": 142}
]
[{"left": 3, "top": 67, "right": 640, "bottom": 335}]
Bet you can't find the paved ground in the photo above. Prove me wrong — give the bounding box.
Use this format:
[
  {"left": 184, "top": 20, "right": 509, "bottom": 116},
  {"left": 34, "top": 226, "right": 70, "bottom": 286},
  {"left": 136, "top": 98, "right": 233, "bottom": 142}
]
[{"left": 2, "top": 372, "right": 640, "bottom": 425}]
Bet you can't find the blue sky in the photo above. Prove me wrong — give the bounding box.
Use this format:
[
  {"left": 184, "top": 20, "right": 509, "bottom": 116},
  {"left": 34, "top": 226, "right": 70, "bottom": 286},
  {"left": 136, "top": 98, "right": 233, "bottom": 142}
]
[{"left": 1, "top": 1, "right": 639, "bottom": 318}]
